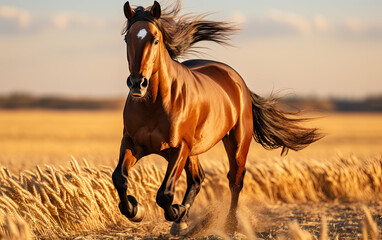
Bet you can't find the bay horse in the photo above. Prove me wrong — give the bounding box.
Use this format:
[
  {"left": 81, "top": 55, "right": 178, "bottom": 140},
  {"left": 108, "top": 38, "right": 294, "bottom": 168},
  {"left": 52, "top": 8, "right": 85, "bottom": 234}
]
[{"left": 112, "top": 1, "right": 322, "bottom": 235}]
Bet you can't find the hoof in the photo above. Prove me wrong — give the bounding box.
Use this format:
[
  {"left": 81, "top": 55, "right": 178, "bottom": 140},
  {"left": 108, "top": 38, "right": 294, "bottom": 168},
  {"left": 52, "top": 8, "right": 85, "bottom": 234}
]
[
  {"left": 129, "top": 203, "right": 145, "bottom": 222},
  {"left": 170, "top": 221, "right": 188, "bottom": 236}
]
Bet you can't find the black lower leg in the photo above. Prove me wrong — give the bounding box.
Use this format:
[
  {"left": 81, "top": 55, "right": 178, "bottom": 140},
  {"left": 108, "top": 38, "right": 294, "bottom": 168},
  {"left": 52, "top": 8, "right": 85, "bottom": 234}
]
[
  {"left": 156, "top": 185, "right": 187, "bottom": 222},
  {"left": 112, "top": 166, "right": 138, "bottom": 218},
  {"left": 176, "top": 162, "right": 205, "bottom": 223}
]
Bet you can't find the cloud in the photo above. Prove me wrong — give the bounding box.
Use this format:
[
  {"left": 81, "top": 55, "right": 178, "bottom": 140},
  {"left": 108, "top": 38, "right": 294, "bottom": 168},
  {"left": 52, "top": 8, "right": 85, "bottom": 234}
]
[
  {"left": 230, "top": 11, "right": 247, "bottom": 25},
  {"left": 344, "top": 18, "right": 363, "bottom": 33},
  {"left": 235, "top": 9, "right": 382, "bottom": 41},
  {"left": 237, "top": 9, "right": 314, "bottom": 38},
  {"left": 52, "top": 12, "right": 105, "bottom": 31},
  {"left": 265, "top": 9, "right": 311, "bottom": 35},
  {"left": 332, "top": 18, "right": 382, "bottom": 40},
  {"left": 0, "top": 6, "right": 109, "bottom": 35},
  {"left": 0, "top": 5, "right": 31, "bottom": 27},
  {"left": 313, "top": 14, "right": 330, "bottom": 32},
  {"left": 0, "top": 5, "right": 32, "bottom": 34}
]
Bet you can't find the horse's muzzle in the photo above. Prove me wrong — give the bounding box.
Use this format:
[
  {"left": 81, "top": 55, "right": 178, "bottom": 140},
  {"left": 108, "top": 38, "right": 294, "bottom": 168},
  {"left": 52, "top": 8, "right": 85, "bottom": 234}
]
[{"left": 127, "top": 75, "right": 149, "bottom": 97}]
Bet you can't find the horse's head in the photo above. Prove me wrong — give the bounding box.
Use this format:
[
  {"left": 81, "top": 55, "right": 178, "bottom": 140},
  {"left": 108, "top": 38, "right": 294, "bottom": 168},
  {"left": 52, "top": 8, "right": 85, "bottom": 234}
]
[{"left": 123, "top": 1, "right": 162, "bottom": 98}]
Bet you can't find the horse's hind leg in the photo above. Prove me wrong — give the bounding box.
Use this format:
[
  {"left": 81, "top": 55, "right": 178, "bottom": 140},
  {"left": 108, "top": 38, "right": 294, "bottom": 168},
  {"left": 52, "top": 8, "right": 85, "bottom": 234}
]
[
  {"left": 222, "top": 126, "right": 251, "bottom": 233},
  {"left": 170, "top": 155, "right": 205, "bottom": 235}
]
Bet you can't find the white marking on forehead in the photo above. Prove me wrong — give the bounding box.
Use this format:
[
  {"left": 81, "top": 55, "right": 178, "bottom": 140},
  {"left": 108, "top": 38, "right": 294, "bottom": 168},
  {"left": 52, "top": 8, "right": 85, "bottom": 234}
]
[{"left": 137, "top": 28, "right": 147, "bottom": 40}]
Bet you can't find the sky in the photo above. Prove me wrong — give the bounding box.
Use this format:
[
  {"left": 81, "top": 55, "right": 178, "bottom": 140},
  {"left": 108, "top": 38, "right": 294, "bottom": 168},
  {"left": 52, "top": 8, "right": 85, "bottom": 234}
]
[{"left": 1, "top": 0, "right": 382, "bottom": 98}]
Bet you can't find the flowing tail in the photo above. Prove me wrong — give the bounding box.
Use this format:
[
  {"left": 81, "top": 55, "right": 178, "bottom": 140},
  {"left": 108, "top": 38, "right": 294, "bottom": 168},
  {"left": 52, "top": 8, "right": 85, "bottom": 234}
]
[{"left": 250, "top": 91, "right": 323, "bottom": 155}]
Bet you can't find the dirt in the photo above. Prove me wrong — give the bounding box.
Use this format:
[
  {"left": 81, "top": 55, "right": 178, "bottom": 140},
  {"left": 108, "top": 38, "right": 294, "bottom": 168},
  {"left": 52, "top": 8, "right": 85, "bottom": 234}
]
[
  {"left": 255, "top": 201, "right": 382, "bottom": 239},
  {"left": 71, "top": 201, "right": 382, "bottom": 239}
]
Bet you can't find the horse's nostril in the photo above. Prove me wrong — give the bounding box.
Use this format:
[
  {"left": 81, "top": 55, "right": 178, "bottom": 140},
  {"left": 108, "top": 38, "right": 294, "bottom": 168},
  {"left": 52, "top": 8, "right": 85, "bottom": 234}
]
[{"left": 141, "top": 78, "right": 148, "bottom": 88}]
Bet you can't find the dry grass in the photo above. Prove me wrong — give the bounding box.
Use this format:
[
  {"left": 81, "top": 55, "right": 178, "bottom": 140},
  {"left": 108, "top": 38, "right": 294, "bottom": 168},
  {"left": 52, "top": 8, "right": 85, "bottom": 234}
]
[
  {"left": 242, "top": 155, "right": 382, "bottom": 203},
  {"left": 0, "top": 156, "right": 381, "bottom": 239},
  {"left": 0, "top": 158, "right": 122, "bottom": 239}
]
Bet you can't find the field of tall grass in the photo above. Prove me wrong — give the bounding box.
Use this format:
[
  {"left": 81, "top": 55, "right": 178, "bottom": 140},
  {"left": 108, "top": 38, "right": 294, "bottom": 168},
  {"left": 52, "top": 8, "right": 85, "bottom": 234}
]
[{"left": 0, "top": 110, "right": 381, "bottom": 239}]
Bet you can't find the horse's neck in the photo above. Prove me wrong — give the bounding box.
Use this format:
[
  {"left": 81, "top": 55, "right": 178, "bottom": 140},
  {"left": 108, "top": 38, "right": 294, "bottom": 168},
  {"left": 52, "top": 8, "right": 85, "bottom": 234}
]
[{"left": 154, "top": 50, "right": 190, "bottom": 109}]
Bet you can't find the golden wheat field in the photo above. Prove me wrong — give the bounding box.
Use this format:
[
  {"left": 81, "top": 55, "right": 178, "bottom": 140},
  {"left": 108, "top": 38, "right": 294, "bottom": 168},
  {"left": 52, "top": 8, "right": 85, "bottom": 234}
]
[{"left": 0, "top": 110, "right": 382, "bottom": 239}]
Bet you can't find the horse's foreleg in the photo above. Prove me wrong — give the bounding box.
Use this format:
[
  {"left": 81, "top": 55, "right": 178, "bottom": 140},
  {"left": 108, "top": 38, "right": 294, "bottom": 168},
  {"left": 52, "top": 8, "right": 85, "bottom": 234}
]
[
  {"left": 170, "top": 155, "right": 205, "bottom": 235},
  {"left": 156, "top": 143, "right": 190, "bottom": 223},
  {"left": 112, "top": 135, "right": 144, "bottom": 222}
]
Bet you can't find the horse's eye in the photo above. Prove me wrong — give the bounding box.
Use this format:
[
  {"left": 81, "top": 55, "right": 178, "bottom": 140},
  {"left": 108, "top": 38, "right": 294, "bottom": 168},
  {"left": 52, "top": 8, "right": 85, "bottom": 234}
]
[{"left": 154, "top": 39, "right": 159, "bottom": 45}]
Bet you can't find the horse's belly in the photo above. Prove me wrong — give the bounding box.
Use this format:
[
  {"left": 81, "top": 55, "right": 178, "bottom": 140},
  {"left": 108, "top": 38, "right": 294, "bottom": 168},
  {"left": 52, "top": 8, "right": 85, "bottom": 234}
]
[
  {"left": 190, "top": 120, "right": 232, "bottom": 155},
  {"left": 190, "top": 141, "right": 217, "bottom": 155},
  {"left": 190, "top": 131, "right": 227, "bottom": 155}
]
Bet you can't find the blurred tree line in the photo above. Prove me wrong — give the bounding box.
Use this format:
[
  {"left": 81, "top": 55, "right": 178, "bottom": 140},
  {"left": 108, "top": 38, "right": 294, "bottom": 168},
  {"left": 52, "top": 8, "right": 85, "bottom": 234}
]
[{"left": 1, "top": 93, "right": 381, "bottom": 112}]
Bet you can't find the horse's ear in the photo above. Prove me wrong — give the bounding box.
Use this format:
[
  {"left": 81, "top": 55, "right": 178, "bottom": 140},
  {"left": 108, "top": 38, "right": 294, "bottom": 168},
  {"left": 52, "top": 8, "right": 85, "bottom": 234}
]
[
  {"left": 124, "top": 1, "right": 135, "bottom": 20},
  {"left": 150, "top": 1, "right": 161, "bottom": 19}
]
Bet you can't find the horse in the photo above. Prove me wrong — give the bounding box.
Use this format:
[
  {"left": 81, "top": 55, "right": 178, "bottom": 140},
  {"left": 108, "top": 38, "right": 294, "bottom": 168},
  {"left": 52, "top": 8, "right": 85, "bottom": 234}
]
[{"left": 112, "top": 1, "right": 322, "bottom": 236}]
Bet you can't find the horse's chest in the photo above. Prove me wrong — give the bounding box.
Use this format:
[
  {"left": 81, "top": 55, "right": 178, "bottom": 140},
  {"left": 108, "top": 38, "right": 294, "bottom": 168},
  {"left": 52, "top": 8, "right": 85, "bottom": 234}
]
[
  {"left": 125, "top": 115, "right": 174, "bottom": 152},
  {"left": 134, "top": 126, "right": 171, "bottom": 151}
]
